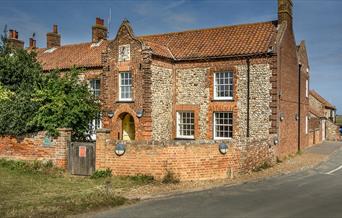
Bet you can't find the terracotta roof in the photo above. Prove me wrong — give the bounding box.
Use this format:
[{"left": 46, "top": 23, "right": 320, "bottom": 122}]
[
  {"left": 35, "top": 40, "right": 109, "bottom": 71},
  {"left": 310, "top": 90, "right": 336, "bottom": 110},
  {"left": 138, "top": 21, "right": 277, "bottom": 60},
  {"left": 34, "top": 21, "right": 277, "bottom": 70},
  {"left": 309, "top": 107, "right": 324, "bottom": 118},
  {"left": 143, "top": 41, "right": 174, "bottom": 59}
]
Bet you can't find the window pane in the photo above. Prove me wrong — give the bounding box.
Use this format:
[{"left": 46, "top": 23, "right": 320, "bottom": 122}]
[
  {"left": 214, "top": 72, "right": 233, "bottom": 98},
  {"left": 214, "top": 112, "right": 233, "bottom": 139},
  {"left": 120, "top": 72, "right": 132, "bottom": 100},
  {"left": 177, "top": 111, "right": 195, "bottom": 138},
  {"left": 89, "top": 79, "right": 100, "bottom": 97}
]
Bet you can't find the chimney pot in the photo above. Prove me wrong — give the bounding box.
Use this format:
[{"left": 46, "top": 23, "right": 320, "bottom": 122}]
[
  {"left": 7, "top": 29, "right": 24, "bottom": 49},
  {"left": 47, "top": 24, "right": 61, "bottom": 48},
  {"left": 96, "top": 17, "right": 104, "bottom": 26},
  {"left": 8, "top": 29, "right": 14, "bottom": 39},
  {"left": 278, "top": 0, "right": 293, "bottom": 25},
  {"left": 29, "top": 38, "right": 36, "bottom": 48},
  {"left": 53, "top": 24, "right": 58, "bottom": 33},
  {"left": 92, "top": 17, "right": 107, "bottom": 43}
]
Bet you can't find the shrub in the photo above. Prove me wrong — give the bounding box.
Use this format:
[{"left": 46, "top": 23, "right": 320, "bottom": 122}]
[
  {"left": 0, "top": 83, "right": 13, "bottom": 100},
  {"left": 253, "top": 161, "right": 273, "bottom": 172},
  {"left": 162, "top": 170, "right": 180, "bottom": 184},
  {"left": 91, "top": 168, "right": 113, "bottom": 179},
  {"left": 0, "top": 158, "right": 62, "bottom": 176},
  {"left": 276, "top": 156, "right": 283, "bottom": 164},
  {"left": 127, "top": 174, "right": 154, "bottom": 184}
]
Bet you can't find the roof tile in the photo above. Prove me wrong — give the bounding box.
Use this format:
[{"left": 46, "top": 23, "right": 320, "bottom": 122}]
[
  {"left": 310, "top": 90, "right": 336, "bottom": 110},
  {"left": 35, "top": 40, "right": 108, "bottom": 71},
  {"left": 35, "top": 21, "right": 277, "bottom": 70}
]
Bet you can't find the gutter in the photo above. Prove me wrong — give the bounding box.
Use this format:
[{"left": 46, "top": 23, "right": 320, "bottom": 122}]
[
  {"left": 247, "top": 58, "right": 251, "bottom": 137},
  {"left": 298, "top": 63, "right": 302, "bottom": 152},
  {"left": 152, "top": 51, "right": 276, "bottom": 63}
]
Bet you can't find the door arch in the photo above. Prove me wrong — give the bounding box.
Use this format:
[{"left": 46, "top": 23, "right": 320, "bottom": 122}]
[{"left": 121, "top": 113, "right": 135, "bottom": 141}]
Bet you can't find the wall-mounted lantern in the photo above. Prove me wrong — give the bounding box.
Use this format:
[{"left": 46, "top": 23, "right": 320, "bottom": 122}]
[
  {"left": 136, "top": 109, "right": 144, "bottom": 118},
  {"left": 219, "top": 143, "right": 228, "bottom": 155},
  {"left": 115, "top": 143, "right": 126, "bottom": 156},
  {"left": 273, "top": 137, "right": 279, "bottom": 145},
  {"left": 107, "top": 111, "right": 114, "bottom": 118},
  {"left": 280, "top": 112, "right": 285, "bottom": 121},
  {"left": 295, "top": 113, "right": 299, "bottom": 121}
]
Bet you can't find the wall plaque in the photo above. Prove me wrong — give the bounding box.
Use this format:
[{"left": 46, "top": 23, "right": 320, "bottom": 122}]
[{"left": 79, "top": 146, "right": 87, "bottom": 157}]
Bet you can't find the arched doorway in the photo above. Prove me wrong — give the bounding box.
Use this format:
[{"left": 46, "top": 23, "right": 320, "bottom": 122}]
[{"left": 121, "top": 113, "right": 135, "bottom": 141}]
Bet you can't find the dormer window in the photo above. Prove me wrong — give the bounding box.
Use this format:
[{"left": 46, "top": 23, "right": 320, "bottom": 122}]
[{"left": 118, "top": 44, "right": 130, "bottom": 62}]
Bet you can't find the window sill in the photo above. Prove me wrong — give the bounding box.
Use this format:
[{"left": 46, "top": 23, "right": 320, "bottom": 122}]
[
  {"left": 213, "top": 137, "right": 232, "bottom": 140},
  {"left": 116, "top": 100, "right": 134, "bottom": 103},
  {"left": 211, "top": 98, "right": 234, "bottom": 102},
  {"left": 175, "top": 137, "right": 195, "bottom": 140}
]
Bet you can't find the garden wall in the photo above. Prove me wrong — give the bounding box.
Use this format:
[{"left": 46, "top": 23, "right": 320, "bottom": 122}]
[
  {"left": 96, "top": 129, "right": 276, "bottom": 181},
  {"left": 308, "top": 129, "right": 322, "bottom": 147},
  {"left": 0, "top": 128, "right": 71, "bottom": 168},
  {"left": 326, "top": 120, "right": 340, "bottom": 141}
]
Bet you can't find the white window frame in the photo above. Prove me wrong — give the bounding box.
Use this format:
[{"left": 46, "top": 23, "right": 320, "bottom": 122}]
[
  {"left": 89, "top": 113, "right": 102, "bottom": 141},
  {"left": 305, "top": 115, "right": 308, "bottom": 134},
  {"left": 176, "top": 111, "right": 195, "bottom": 139},
  {"left": 119, "top": 72, "right": 132, "bottom": 101},
  {"left": 214, "top": 72, "right": 233, "bottom": 100},
  {"left": 213, "top": 112, "right": 233, "bottom": 140},
  {"left": 305, "top": 79, "right": 309, "bottom": 98},
  {"left": 89, "top": 79, "right": 100, "bottom": 97}
]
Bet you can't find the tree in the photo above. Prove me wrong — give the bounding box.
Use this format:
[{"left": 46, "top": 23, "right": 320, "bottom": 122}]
[
  {"left": 0, "top": 83, "right": 13, "bottom": 100},
  {"left": 0, "top": 91, "right": 41, "bottom": 135},
  {"left": 0, "top": 30, "right": 99, "bottom": 139},
  {"left": 0, "top": 31, "right": 43, "bottom": 135},
  {"left": 0, "top": 44, "right": 42, "bottom": 92},
  {"left": 30, "top": 69, "right": 99, "bottom": 139}
]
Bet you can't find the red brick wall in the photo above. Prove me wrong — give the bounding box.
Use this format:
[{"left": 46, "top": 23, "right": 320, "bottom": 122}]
[
  {"left": 0, "top": 128, "right": 71, "bottom": 168},
  {"left": 308, "top": 129, "right": 322, "bottom": 146},
  {"left": 101, "top": 21, "right": 152, "bottom": 141},
  {"left": 96, "top": 130, "right": 275, "bottom": 181},
  {"left": 276, "top": 21, "right": 309, "bottom": 158},
  {"left": 297, "top": 42, "right": 310, "bottom": 150}
]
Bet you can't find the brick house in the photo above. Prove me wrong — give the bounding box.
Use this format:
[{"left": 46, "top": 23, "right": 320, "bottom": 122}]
[{"left": 4, "top": 0, "right": 325, "bottom": 180}]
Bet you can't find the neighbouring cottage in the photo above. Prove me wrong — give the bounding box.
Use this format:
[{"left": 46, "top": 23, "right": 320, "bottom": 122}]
[
  {"left": 1, "top": 0, "right": 338, "bottom": 180},
  {"left": 308, "top": 90, "right": 339, "bottom": 145}
]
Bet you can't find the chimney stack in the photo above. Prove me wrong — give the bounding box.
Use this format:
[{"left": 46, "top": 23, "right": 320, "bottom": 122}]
[
  {"left": 29, "top": 38, "right": 36, "bottom": 49},
  {"left": 278, "top": 0, "right": 293, "bottom": 26},
  {"left": 92, "top": 17, "right": 107, "bottom": 43},
  {"left": 7, "top": 29, "right": 24, "bottom": 49},
  {"left": 46, "top": 24, "right": 61, "bottom": 48}
]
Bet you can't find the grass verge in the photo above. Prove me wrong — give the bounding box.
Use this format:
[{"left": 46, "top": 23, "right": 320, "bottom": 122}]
[
  {"left": 336, "top": 115, "right": 342, "bottom": 126},
  {"left": 0, "top": 159, "right": 153, "bottom": 218}
]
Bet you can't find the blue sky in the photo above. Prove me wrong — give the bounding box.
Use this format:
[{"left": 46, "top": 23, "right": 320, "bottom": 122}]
[{"left": 1, "top": 0, "right": 341, "bottom": 113}]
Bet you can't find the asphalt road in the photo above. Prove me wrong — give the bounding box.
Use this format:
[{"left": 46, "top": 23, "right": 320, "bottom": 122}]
[{"left": 91, "top": 142, "right": 342, "bottom": 218}]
